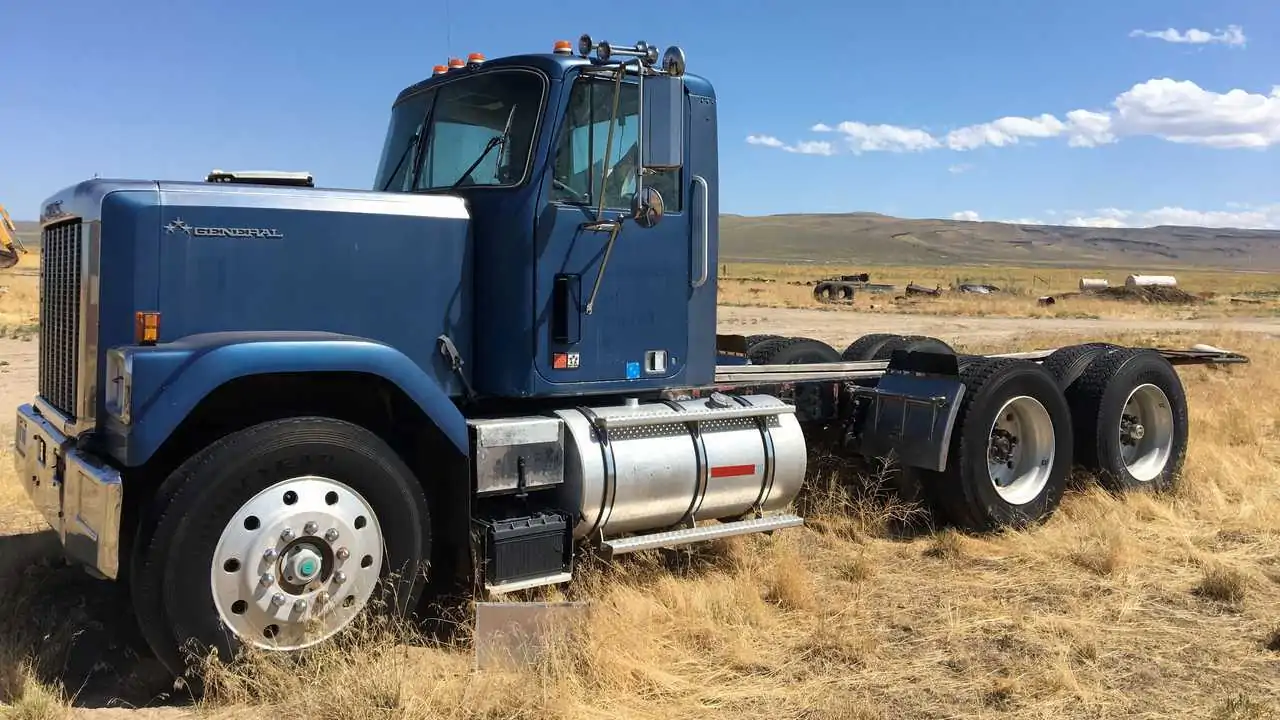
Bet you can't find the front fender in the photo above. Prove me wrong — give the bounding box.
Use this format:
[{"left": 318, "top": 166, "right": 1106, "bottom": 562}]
[{"left": 106, "top": 331, "right": 468, "bottom": 466}]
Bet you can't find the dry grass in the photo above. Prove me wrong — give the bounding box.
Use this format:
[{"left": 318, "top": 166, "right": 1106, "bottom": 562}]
[
  {"left": 1, "top": 264, "right": 1279, "bottom": 717},
  {"left": 718, "top": 261, "right": 1280, "bottom": 320}
]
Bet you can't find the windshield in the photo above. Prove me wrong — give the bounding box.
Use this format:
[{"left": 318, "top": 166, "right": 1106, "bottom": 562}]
[{"left": 373, "top": 69, "right": 544, "bottom": 193}]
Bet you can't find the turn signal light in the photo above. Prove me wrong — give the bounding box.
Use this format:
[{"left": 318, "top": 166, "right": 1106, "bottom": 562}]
[{"left": 135, "top": 311, "right": 160, "bottom": 345}]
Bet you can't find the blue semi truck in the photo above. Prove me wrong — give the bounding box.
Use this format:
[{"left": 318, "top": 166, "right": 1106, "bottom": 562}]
[{"left": 12, "top": 35, "right": 1247, "bottom": 679}]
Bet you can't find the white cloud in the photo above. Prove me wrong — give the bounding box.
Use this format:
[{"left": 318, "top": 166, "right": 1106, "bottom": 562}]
[
  {"left": 955, "top": 204, "right": 1280, "bottom": 230},
  {"left": 746, "top": 134, "right": 784, "bottom": 148},
  {"left": 1130, "top": 25, "right": 1246, "bottom": 46},
  {"left": 1110, "top": 78, "right": 1280, "bottom": 149},
  {"left": 1066, "top": 204, "right": 1280, "bottom": 229},
  {"left": 745, "top": 134, "right": 834, "bottom": 155},
  {"left": 948, "top": 163, "right": 973, "bottom": 174},
  {"left": 813, "top": 121, "right": 941, "bottom": 153},
  {"left": 748, "top": 77, "right": 1280, "bottom": 154}
]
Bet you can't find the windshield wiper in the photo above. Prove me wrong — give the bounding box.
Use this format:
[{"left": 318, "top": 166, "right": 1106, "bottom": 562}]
[
  {"left": 379, "top": 98, "right": 437, "bottom": 192},
  {"left": 448, "top": 104, "right": 517, "bottom": 190},
  {"left": 379, "top": 125, "right": 422, "bottom": 191}
]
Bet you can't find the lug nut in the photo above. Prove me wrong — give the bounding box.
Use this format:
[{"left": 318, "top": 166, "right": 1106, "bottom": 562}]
[
  {"left": 293, "top": 599, "right": 308, "bottom": 612},
  {"left": 303, "top": 521, "right": 319, "bottom": 535},
  {"left": 325, "top": 528, "right": 339, "bottom": 542},
  {"left": 263, "top": 548, "right": 279, "bottom": 562},
  {"left": 280, "top": 528, "right": 295, "bottom": 542},
  {"left": 336, "top": 547, "right": 350, "bottom": 561},
  {"left": 260, "top": 572, "right": 275, "bottom": 586},
  {"left": 270, "top": 592, "right": 285, "bottom": 606},
  {"left": 333, "top": 571, "right": 347, "bottom": 584}
]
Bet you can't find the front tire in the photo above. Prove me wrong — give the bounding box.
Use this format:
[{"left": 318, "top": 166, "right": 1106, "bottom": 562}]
[{"left": 131, "top": 417, "right": 431, "bottom": 679}]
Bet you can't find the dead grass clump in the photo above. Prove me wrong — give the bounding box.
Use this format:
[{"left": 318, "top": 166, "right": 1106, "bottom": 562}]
[
  {"left": 1068, "top": 524, "right": 1132, "bottom": 576},
  {"left": 1265, "top": 627, "right": 1280, "bottom": 653},
  {"left": 0, "top": 664, "right": 69, "bottom": 720},
  {"left": 1211, "top": 693, "right": 1277, "bottom": 720},
  {"left": 1193, "top": 562, "right": 1250, "bottom": 606},
  {"left": 924, "top": 529, "right": 968, "bottom": 561}
]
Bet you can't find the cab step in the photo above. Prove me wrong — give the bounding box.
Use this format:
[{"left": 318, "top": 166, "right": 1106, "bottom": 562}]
[{"left": 601, "top": 513, "right": 804, "bottom": 558}]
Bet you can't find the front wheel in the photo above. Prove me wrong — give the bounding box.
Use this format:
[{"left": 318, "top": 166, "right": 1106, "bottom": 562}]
[{"left": 130, "top": 417, "right": 431, "bottom": 680}]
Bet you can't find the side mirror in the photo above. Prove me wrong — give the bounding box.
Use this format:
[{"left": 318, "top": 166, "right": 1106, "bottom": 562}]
[
  {"left": 641, "top": 74, "right": 684, "bottom": 171},
  {"left": 631, "top": 185, "right": 664, "bottom": 228}
]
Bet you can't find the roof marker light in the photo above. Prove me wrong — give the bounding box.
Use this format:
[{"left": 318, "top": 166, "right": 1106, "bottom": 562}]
[
  {"left": 467, "top": 52, "right": 485, "bottom": 65},
  {"left": 553, "top": 39, "right": 573, "bottom": 55},
  {"left": 432, "top": 64, "right": 448, "bottom": 76},
  {"left": 448, "top": 57, "right": 465, "bottom": 70}
]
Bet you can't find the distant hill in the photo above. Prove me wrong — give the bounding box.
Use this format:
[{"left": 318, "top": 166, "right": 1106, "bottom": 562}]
[
  {"left": 720, "top": 212, "right": 1280, "bottom": 271},
  {"left": 14, "top": 213, "right": 1280, "bottom": 271},
  {"left": 11, "top": 221, "right": 40, "bottom": 249}
]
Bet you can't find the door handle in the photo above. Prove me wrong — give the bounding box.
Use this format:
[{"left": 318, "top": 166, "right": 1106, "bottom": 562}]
[{"left": 691, "top": 174, "right": 708, "bottom": 288}]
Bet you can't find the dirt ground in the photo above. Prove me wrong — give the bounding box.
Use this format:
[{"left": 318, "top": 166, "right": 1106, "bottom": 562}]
[
  {"left": 1, "top": 309, "right": 1279, "bottom": 719},
  {"left": 713, "top": 306, "right": 1280, "bottom": 350}
]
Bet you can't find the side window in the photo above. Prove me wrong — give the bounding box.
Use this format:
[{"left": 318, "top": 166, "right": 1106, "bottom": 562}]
[{"left": 551, "top": 77, "right": 682, "bottom": 212}]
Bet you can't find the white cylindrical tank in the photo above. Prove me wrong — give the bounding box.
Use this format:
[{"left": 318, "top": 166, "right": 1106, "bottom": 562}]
[
  {"left": 1125, "top": 274, "right": 1177, "bottom": 287},
  {"left": 1079, "top": 278, "right": 1109, "bottom": 290}
]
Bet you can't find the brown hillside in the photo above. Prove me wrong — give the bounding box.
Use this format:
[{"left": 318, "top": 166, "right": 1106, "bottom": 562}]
[{"left": 721, "top": 213, "right": 1280, "bottom": 271}]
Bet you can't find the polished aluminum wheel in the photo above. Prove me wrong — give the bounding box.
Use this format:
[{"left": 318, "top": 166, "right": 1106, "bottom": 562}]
[
  {"left": 210, "top": 475, "right": 384, "bottom": 650},
  {"left": 1118, "top": 383, "right": 1175, "bottom": 482},
  {"left": 986, "top": 395, "right": 1057, "bottom": 505}
]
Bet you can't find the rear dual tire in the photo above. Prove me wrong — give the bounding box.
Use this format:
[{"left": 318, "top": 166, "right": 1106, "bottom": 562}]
[
  {"left": 914, "top": 357, "right": 1074, "bottom": 532},
  {"left": 1053, "top": 347, "right": 1188, "bottom": 493}
]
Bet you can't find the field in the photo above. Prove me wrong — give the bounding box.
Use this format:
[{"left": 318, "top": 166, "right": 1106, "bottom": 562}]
[{"left": 1, "top": 246, "right": 1279, "bottom": 720}]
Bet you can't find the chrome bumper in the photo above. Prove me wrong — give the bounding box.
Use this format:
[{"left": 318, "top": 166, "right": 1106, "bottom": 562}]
[{"left": 13, "top": 403, "right": 123, "bottom": 579}]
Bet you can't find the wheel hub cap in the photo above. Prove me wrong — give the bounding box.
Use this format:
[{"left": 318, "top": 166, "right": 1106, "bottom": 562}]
[
  {"left": 210, "top": 476, "right": 384, "bottom": 651},
  {"left": 986, "top": 395, "right": 1055, "bottom": 505},
  {"left": 1119, "top": 384, "right": 1175, "bottom": 482}
]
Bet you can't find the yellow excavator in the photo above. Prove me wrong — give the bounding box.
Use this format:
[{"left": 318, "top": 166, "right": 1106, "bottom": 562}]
[{"left": 0, "top": 203, "right": 28, "bottom": 269}]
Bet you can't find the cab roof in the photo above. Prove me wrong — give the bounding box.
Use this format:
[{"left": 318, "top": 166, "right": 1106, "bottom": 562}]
[{"left": 392, "top": 52, "right": 714, "bottom": 106}]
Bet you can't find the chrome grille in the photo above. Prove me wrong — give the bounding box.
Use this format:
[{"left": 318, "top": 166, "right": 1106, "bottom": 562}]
[{"left": 39, "top": 221, "right": 83, "bottom": 419}]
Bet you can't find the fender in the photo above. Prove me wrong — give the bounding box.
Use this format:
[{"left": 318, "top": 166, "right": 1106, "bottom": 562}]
[{"left": 104, "top": 331, "right": 468, "bottom": 467}]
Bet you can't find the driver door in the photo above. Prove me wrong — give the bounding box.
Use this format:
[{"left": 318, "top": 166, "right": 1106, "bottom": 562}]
[{"left": 532, "top": 73, "right": 690, "bottom": 391}]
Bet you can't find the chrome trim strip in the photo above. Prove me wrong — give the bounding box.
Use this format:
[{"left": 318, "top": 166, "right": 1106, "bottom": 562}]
[{"left": 75, "top": 218, "right": 101, "bottom": 434}]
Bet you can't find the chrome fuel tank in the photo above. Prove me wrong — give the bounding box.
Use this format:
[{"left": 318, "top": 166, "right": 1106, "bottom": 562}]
[{"left": 553, "top": 393, "right": 808, "bottom": 540}]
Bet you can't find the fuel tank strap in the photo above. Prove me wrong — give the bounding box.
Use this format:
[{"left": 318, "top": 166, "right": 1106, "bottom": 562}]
[
  {"left": 575, "top": 406, "right": 618, "bottom": 539},
  {"left": 734, "top": 396, "right": 779, "bottom": 515},
  {"left": 656, "top": 398, "right": 710, "bottom": 527}
]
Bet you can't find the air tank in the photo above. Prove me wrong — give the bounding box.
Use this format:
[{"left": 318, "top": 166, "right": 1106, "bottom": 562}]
[
  {"left": 553, "top": 393, "right": 808, "bottom": 540},
  {"left": 1079, "top": 278, "right": 1109, "bottom": 290}
]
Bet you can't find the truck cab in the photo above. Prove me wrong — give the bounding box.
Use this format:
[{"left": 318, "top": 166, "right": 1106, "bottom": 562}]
[{"left": 372, "top": 39, "right": 719, "bottom": 398}]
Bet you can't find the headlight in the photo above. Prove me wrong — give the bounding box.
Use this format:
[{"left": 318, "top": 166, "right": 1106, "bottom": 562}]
[{"left": 105, "top": 348, "right": 133, "bottom": 424}]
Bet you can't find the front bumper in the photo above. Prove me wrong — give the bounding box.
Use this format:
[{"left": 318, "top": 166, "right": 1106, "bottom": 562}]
[{"left": 13, "top": 403, "right": 123, "bottom": 579}]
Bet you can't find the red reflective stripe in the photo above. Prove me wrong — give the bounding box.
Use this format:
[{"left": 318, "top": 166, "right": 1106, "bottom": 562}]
[{"left": 710, "top": 464, "right": 756, "bottom": 478}]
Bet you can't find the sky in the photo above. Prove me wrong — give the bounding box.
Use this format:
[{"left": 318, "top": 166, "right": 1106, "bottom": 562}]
[{"left": 1, "top": 0, "right": 1277, "bottom": 228}]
